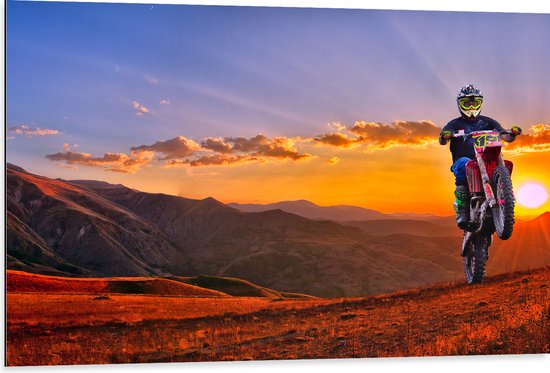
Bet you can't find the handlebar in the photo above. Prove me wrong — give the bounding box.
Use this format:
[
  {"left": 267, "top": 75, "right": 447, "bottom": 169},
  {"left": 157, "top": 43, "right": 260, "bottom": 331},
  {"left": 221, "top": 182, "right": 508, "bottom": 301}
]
[{"left": 451, "top": 130, "right": 514, "bottom": 138}]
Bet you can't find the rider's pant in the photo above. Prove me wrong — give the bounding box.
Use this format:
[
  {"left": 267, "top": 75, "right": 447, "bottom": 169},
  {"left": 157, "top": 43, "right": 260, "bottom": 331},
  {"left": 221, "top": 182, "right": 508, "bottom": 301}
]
[{"left": 451, "top": 157, "right": 472, "bottom": 186}]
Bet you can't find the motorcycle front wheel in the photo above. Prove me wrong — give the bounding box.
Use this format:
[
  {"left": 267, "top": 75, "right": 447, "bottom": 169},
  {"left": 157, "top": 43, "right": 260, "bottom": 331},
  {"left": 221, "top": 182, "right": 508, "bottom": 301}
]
[
  {"left": 464, "top": 234, "right": 490, "bottom": 284},
  {"left": 491, "top": 164, "right": 515, "bottom": 240}
]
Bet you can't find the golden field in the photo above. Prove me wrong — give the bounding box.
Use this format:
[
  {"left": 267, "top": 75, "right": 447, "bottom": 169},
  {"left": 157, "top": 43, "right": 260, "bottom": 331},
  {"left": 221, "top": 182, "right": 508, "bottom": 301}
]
[{"left": 6, "top": 268, "right": 549, "bottom": 365}]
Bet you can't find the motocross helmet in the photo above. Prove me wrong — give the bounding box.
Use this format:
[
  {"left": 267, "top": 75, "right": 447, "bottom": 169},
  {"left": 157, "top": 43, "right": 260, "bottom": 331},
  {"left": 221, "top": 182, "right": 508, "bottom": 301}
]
[{"left": 457, "top": 84, "right": 483, "bottom": 119}]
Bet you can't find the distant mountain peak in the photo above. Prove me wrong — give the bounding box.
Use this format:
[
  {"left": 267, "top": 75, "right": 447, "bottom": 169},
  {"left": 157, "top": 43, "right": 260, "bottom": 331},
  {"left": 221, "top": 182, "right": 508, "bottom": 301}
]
[
  {"left": 281, "top": 199, "right": 318, "bottom": 206},
  {"left": 199, "top": 196, "right": 228, "bottom": 208},
  {"left": 6, "top": 163, "right": 28, "bottom": 174},
  {"left": 229, "top": 200, "right": 391, "bottom": 222},
  {"left": 6, "top": 167, "right": 550, "bottom": 297},
  {"left": 68, "top": 179, "right": 124, "bottom": 188}
]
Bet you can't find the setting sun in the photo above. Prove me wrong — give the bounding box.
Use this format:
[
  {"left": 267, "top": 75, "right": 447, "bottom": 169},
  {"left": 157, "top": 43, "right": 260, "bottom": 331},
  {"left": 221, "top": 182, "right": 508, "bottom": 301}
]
[{"left": 516, "top": 182, "right": 548, "bottom": 208}]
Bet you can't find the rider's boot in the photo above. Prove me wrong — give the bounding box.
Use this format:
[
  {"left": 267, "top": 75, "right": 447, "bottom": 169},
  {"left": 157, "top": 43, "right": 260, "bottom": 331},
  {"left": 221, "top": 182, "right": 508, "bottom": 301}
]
[{"left": 454, "top": 185, "right": 470, "bottom": 230}]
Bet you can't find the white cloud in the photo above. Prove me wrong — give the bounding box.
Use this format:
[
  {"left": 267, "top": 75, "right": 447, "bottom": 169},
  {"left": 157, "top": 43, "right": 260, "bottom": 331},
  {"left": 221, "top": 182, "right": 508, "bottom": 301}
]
[
  {"left": 8, "top": 124, "right": 60, "bottom": 136},
  {"left": 132, "top": 101, "right": 150, "bottom": 116},
  {"left": 327, "top": 121, "right": 347, "bottom": 132}
]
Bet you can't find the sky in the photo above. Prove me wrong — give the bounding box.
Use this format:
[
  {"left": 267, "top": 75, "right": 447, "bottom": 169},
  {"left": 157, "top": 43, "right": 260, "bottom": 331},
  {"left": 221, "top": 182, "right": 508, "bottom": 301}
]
[{"left": 6, "top": 1, "right": 550, "bottom": 216}]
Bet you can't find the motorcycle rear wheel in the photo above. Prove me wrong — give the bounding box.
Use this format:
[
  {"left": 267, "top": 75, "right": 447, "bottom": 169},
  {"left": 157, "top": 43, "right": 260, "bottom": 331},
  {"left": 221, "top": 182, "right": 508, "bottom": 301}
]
[
  {"left": 464, "top": 235, "right": 489, "bottom": 284},
  {"left": 491, "top": 164, "right": 515, "bottom": 240}
]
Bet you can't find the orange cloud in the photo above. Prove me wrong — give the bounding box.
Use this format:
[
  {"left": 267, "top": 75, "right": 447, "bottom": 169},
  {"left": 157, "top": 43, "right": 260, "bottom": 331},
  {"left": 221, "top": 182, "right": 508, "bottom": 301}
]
[
  {"left": 315, "top": 132, "right": 359, "bottom": 148},
  {"left": 43, "top": 120, "right": 550, "bottom": 174},
  {"left": 168, "top": 154, "right": 261, "bottom": 167},
  {"left": 201, "top": 137, "right": 234, "bottom": 154},
  {"left": 131, "top": 136, "right": 202, "bottom": 159},
  {"left": 328, "top": 156, "right": 340, "bottom": 165},
  {"left": 47, "top": 133, "right": 310, "bottom": 172},
  {"left": 504, "top": 124, "right": 550, "bottom": 154},
  {"left": 251, "top": 136, "right": 309, "bottom": 160},
  {"left": 63, "top": 143, "right": 78, "bottom": 151},
  {"left": 201, "top": 134, "right": 310, "bottom": 160},
  {"left": 313, "top": 120, "right": 440, "bottom": 151},
  {"left": 349, "top": 120, "right": 440, "bottom": 149},
  {"left": 8, "top": 124, "right": 60, "bottom": 136},
  {"left": 45, "top": 150, "right": 153, "bottom": 173}
]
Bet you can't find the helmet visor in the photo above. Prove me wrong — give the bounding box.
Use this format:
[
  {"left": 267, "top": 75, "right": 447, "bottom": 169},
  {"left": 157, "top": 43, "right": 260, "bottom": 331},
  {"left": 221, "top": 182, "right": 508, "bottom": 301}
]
[{"left": 459, "top": 97, "right": 483, "bottom": 110}]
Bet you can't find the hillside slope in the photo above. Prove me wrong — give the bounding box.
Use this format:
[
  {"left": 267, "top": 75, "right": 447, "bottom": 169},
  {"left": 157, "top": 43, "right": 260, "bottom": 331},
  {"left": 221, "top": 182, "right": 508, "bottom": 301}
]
[
  {"left": 342, "top": 219, "right": 459, "bottom": 237},
  {"left": 7, "top": 164, "right": 190, "bottom": 277},
  {"left": 6, "top": 270, "right": 229, "bottom": 297},
  {"left": 7, "top": 164, "right": 549, "bottom": 297},
  {"left": 229, "top": 200, "right": 450, "bottom": 223},
  {"left": 69, "top": 175, "right": 469, "bottom": 296},
  {"left": 6, "top": 268, "right": 549, "bottom": 365},
  {"left": 169, "top": 275, "right": 315, "bottom": 299}
]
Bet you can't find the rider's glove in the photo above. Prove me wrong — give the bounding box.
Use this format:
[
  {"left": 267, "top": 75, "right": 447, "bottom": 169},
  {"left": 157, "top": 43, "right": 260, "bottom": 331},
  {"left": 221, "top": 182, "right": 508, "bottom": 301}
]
[
  {"left": 510, "top": 126, "right": 522, "bottom": 136},
  {"left": 439, "top": 130, "right": 452, "bottom": 144}
]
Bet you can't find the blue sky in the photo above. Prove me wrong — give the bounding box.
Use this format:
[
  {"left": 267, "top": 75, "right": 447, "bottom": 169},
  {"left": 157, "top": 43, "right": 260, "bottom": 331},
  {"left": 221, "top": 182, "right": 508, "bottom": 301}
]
[{"left": 5, "top": 1, "right": 550, "bottom": 212}]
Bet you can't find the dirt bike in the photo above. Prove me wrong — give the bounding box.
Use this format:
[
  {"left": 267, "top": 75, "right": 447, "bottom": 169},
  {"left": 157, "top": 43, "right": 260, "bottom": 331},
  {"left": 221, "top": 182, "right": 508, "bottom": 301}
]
[{"left": 452, "top": 130, "right": 517, "bottom": 284}]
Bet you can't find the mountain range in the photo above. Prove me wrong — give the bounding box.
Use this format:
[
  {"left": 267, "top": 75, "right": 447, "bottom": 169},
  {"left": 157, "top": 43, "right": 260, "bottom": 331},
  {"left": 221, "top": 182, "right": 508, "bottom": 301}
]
[
  {"left": 6, "top": 163, "right": 550, "bottom": 297},
  {"left": 229, "top": 200, "right": 453, "bottom": 225}
]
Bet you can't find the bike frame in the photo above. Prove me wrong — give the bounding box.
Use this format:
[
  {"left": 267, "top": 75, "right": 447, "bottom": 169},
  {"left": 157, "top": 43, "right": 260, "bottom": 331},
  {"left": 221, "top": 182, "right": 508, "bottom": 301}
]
[{"left": 464, "top": 131, "right": 513, "bottom": 209}]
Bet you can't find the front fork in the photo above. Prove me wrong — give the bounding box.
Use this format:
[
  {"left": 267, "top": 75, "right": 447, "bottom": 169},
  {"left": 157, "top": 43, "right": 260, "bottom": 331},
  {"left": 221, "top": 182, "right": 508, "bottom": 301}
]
[{"left": 475, "top": 154, "right": 495, "bottom": 208}]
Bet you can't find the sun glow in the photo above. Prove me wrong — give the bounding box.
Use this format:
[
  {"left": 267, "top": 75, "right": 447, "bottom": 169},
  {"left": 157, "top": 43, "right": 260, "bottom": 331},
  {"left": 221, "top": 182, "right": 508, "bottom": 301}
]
[{"left": 516, "top": 183, "right": 548, "bottom": 208}]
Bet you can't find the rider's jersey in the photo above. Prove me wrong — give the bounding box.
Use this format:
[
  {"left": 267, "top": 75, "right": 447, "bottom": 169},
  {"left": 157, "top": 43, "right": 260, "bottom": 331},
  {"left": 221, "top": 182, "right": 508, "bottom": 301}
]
[{"left": 441, "top": 115, "right": 505, "bottom": 163}]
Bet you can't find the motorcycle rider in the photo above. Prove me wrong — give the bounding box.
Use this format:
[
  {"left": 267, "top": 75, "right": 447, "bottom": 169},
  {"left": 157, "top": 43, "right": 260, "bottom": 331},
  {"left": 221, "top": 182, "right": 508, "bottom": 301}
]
[{"left": 439, "top": 84, "right": 522, "bottom": 230}]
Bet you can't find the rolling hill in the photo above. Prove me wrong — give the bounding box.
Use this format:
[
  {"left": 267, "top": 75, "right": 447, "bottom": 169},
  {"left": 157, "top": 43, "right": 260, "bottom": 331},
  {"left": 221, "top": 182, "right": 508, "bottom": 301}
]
[
  {"left": 6, "top": 163, "right": 550, "bottom": 297},
  {"left": 169, "top": 275, "right": 315, "bottom": 299},
  {"left": 342, "top": 219, "right": 459, "bottom": 237},
  {"left": 7, "top": 270, "right": 312, "bottom": 298},
  {"left": 6, "top": 270, "right": 229, "bottom": 297},
  {"left": 6, "top": 267, "right": 549, "bottom": 365},
  {"left": 229, "top": 200, "right": 451, "bottom": 223}
]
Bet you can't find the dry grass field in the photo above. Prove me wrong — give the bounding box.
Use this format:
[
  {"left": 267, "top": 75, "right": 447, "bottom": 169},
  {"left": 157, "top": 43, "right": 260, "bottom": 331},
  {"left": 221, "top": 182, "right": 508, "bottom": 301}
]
[{"left": 6, "top": 268, "right": 549, "bottom": 366}]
